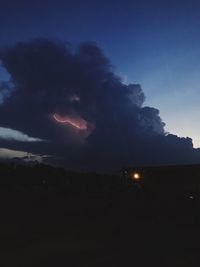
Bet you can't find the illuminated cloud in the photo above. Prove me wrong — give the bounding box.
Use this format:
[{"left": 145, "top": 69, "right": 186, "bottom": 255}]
[
  {"left": 0, "top": 127, "right": 44, "bottom": 142},
  {"left": 0, "top": 147, "right": 48, "bottom": 163}
]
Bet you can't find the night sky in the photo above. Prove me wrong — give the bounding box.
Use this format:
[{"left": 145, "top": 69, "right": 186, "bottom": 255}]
[{"left": 1, "top": 0, "right": 200, "bottom": 172}]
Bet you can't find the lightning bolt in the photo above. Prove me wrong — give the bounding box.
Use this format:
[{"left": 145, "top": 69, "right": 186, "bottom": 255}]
[{"left": 53, "top": 113, "right": 87, "bottom": 130}]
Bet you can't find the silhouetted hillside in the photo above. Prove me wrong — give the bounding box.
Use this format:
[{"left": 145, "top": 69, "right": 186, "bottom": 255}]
[
  {"left": 0, "top": 162, "right": 122, "bottom": 192},
  {"left": 0, "top": 162, "right": 199, "bottom": 266}
]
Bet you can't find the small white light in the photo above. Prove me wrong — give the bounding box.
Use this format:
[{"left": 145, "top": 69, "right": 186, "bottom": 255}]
[{"left": 131, "top": 172, "right": 141, "bottom": 180}]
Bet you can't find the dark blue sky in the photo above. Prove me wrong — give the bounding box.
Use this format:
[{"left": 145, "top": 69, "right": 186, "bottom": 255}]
[{"left": 0, "top": 0, "right": 200, "bottom": 170}]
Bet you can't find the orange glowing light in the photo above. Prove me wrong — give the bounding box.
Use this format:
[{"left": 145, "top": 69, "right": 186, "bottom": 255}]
[
  {"left": 131, "top": 172, "right": 141, "bottom": 180},
  {"left": 53, "top": 113, "right": 87, "bottom": 130}
]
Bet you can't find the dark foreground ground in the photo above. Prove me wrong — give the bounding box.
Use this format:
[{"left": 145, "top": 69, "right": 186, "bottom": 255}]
[
  {"left": 0, "top": 163, "right": 200, "bottom": 266},
  {"left": 0, "top": 185, "right": 200, "bottom": 267}
]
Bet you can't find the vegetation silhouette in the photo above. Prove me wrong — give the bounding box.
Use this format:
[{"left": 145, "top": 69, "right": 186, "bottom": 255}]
[{"left": 0, "top": 161, "right": 122, "bottom": 192}]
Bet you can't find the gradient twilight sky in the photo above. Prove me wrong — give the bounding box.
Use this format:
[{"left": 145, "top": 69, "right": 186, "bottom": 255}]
[{"left": 0, "top": 0, "right": 200, "bottom": 148}]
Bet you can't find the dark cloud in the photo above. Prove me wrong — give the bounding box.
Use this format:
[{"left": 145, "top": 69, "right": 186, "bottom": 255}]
[{"left": 0, "top": 39, "right": 199, "bottom": 172}]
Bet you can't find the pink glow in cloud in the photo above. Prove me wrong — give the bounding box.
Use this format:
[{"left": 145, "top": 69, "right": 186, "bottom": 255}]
[{"left": 53, "top": 113, "right": 87, "bottom": 130}]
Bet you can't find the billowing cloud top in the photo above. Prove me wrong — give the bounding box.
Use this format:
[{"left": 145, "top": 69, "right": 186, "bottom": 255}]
[{"left": 0, "top": 39, "right": 199, "bottom": 172}]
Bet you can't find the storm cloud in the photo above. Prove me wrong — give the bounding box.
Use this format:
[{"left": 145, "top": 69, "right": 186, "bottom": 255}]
[{"left": 0, "top": 39, "right": 199, "bottom": 172}]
